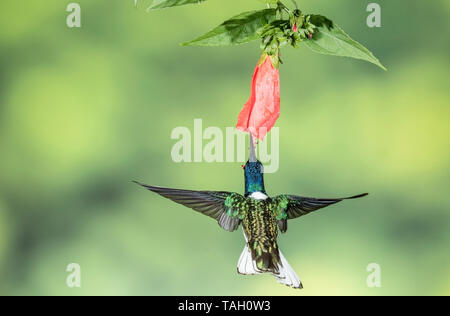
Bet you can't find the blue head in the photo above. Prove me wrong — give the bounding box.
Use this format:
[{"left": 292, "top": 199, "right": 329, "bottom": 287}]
[{"left": 243, "top": 160, "right": 266, "bottom": 197}]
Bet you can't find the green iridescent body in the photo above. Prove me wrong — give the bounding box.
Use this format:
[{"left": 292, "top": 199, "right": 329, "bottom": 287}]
[
  {"left": 225, "top": 194, "right": 290, "bottom": 272},
  {"left": 224, "top": 193, "right": 288, "bottom": 221}
]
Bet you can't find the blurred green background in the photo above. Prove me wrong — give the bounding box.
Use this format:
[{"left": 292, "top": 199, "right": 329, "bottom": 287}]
[{"left": 0, "top": 0, "right": 449, "bottom": 296}]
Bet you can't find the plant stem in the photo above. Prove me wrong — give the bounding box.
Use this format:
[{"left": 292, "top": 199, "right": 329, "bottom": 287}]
[
  {"left": 277, "top": 1, "right": 291, "bottom": 15},
  {"left": 290, "top": 0, "right": 299, "bottom": 10}
]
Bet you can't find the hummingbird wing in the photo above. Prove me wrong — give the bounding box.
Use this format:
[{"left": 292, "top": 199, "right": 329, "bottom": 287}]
[
  {"left": 134, "top": 181, "right": 246, "bottom": 232},
  {"left": 272, "top": 193, "right": 368, "bottom": 233}
]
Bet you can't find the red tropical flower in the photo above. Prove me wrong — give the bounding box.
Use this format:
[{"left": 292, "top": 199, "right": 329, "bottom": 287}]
[{"left": 236, "top": 54, "right": 280, "bottom": 141}]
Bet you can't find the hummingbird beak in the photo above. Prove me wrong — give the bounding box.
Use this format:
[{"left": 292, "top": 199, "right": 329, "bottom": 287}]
[{"left": 249, "top": 136, "right": 257, "bottom": 162}]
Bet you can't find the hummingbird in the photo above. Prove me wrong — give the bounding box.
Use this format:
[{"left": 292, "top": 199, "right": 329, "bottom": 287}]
[{"left": 134, "top": 140, "right": 367, "bottom": 289}]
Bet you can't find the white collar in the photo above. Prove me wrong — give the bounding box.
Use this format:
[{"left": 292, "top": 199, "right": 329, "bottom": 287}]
[{"left": 249, "top": 192, "right": 269, "bottom": 200}]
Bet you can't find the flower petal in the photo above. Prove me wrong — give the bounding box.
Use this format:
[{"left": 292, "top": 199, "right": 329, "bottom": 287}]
[{"left": 236, "top": 55, "right": 280, "bottom": 140}]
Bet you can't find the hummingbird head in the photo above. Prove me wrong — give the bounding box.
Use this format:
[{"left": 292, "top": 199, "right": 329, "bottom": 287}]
[
  {"left": 243, "top": 138, "right": 266, "bottom": 197},
  {"left": 243, "top": 160, "right": 266, "bottom": 197}
]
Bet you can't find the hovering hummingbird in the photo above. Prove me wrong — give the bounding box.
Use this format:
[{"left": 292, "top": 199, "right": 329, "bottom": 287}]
[{"left": 134, "top": 140, "right": 367, "bottom": 289}]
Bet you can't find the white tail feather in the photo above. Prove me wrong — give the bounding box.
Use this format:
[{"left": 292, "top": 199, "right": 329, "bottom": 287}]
[
  {"left": 237, "top": 245, "right": 303, "bottom": 289},
  {"left": 274, "top": 250, "right": 303, "bottom": 289},
  {"left": 238, "top": 229, "right": 302, "bottom": 289},
  {"left": 237, "top": 245, "right": 262, "bottom": 275}
]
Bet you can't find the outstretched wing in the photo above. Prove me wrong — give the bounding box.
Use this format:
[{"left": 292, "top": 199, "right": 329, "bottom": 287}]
[
  {"left": 134, "top": 181, "right": 247, "bottom": 232},
  {"left": 272, "top": 193, "right": 368, "bottom": 233}
]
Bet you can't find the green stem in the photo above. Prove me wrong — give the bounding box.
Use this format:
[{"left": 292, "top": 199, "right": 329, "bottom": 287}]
[
  {"left": 277, "top": 1, "right": 291, "bottom": 15},
  {"left": 290, "top": 0, "right": 299, "bottom": 10}
]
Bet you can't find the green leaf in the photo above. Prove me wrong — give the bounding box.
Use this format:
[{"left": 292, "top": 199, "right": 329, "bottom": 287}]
[
  {"left": 182, "top": 9, "right": 277, "bottom": 47},
  {"left": 304, "top": 15, "right": 387, "bottom": 71},
  {"left": 148, "top": 0, "right": 207, "bottom": 10}
]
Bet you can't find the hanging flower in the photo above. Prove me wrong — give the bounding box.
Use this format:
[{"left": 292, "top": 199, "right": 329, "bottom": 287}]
[{"left": 236, "top": 54, "right": 280, "bottom": 141}]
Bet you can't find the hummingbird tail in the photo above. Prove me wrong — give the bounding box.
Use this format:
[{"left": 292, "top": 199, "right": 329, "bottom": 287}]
[
  {"left": 274, "top": 250, "right": 303, "bottom": 289},
  {"left": 237, "top": 244, "right": 280, "bottom": 275},
  {"left": 237, "top": 244, "right": 262, "bottom": 275},
  {"left": 237, "top": 245, "right": 303, "bottom": 289},
  {"left": 237, "top": 243, "right": 279, "bottom": 275}
]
